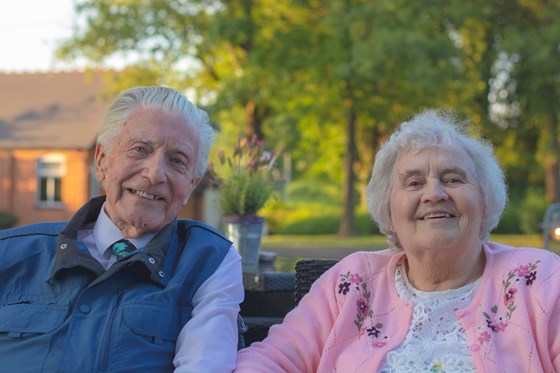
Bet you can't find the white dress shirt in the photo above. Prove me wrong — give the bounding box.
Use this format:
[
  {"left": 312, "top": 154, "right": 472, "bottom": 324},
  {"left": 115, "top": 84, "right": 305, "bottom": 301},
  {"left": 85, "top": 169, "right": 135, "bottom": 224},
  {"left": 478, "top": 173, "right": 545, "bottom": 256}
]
[{"left": 79, "top": 205, "right": 244, "bottom": 373}]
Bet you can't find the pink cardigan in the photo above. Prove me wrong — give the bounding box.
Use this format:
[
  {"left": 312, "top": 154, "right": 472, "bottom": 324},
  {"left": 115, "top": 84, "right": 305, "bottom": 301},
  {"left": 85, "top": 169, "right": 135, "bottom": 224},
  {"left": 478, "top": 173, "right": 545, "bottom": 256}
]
[{"left": 235, "top": 243, "right": 560, "bottom": 372}]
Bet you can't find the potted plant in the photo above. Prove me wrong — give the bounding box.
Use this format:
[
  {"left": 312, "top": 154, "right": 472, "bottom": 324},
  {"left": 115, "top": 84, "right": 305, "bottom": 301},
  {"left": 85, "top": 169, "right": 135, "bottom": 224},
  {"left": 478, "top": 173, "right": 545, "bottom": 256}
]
[{"left": 216, "top": 135, "right": 283, "bottom": 267}]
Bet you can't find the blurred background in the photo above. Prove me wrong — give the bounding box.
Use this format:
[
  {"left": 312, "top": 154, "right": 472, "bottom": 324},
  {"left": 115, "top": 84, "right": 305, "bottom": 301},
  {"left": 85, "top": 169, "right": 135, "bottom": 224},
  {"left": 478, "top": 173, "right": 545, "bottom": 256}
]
[{"left": 1, "top": 0, "right": 559, "bottom": 252}]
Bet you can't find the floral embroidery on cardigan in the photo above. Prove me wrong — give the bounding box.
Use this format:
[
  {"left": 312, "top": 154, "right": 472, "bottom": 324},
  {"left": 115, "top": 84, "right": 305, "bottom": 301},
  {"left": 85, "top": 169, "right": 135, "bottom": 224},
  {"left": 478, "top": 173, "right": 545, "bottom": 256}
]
[
  {"left": 478, "top": 260, "right": 540, "bottom": 345},
  {"left": 338, "top": 271, "right": 389, "bottom": 347}
]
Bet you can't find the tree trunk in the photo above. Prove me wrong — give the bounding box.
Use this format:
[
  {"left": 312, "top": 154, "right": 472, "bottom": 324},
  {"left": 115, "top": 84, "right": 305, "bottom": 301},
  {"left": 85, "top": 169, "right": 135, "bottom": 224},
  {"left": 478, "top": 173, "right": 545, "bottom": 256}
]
[
  {"left": 245, "top": 99, "right": 267, "bottom": 140},
  {"left": 545, "top": 111, "right": 560, "bottom": 202}
]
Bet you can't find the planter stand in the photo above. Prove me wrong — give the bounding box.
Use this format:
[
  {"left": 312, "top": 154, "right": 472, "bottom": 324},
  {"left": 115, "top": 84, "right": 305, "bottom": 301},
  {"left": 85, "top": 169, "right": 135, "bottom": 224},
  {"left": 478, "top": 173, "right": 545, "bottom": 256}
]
[{"left": 223, "top": 216, "right": 265, "bottom": 269}]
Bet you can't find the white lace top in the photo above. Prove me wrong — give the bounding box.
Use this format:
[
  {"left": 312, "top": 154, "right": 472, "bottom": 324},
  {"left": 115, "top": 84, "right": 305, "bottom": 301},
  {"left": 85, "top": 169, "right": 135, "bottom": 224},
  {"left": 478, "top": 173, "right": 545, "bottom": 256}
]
[{"left": 379, "top": 265, "right": 479, "bottom": 373}]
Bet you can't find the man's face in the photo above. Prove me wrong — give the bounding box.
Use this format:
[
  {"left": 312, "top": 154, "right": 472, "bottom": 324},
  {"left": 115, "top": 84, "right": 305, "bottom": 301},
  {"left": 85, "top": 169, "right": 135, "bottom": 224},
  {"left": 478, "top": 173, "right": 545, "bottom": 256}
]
[{"left": 95, "top": 107, "right": 201, "bottom": 237}]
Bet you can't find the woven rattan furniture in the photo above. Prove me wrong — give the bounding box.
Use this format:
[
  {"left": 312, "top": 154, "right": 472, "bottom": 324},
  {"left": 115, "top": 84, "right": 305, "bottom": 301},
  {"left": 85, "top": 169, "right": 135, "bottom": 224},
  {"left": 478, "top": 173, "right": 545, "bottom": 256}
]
[
  {"left": 240, "top": 270, "right": 296, "bottom": 345},
  {"left": 240, "top": 259, "right": 339, "bottom": 346},
  {"left": 294, "top": 259, "right": 339, "bottom": 305}
]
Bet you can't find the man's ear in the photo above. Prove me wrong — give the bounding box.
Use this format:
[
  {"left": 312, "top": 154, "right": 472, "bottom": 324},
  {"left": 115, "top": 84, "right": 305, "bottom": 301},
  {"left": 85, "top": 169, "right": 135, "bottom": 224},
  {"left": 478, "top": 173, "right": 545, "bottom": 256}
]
[
  {"left": 94, "top": 143, "right": 107, "bottom": 184},
  {"left": 191, "top": 176, "right": 203, "bottom": 189},
  {"left": 182, "top": 176, "right": 203, "bottom": 205}
]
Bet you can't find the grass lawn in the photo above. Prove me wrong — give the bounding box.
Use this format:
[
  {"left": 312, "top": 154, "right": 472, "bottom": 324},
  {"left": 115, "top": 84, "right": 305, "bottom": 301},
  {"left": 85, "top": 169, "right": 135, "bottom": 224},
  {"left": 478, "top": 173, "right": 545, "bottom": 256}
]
[{"left": 262, "top": 233, "right": 560, "bottom": 254}]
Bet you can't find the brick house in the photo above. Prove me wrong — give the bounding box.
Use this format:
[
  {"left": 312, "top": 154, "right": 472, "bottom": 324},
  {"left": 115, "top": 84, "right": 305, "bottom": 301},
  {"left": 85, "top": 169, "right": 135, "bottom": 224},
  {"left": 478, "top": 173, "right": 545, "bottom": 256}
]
[{"left": 0, "top": 71, "right": 211, "bottom": 228}]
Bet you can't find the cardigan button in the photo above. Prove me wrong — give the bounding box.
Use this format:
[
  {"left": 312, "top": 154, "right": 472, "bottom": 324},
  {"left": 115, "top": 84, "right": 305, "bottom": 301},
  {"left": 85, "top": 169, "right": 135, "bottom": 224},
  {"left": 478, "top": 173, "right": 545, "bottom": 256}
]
[
  {"left": 454, "top": 309, "right": 465, "bottom": 317},
  {"left": 470, "top": 344, "right": 480, "bottom": 352},
  {"left": 148, "top": 257, "right": 156, "bottom": 265},
  {"left": 60, "top": 243, "right": 67, "bottom": 250}
]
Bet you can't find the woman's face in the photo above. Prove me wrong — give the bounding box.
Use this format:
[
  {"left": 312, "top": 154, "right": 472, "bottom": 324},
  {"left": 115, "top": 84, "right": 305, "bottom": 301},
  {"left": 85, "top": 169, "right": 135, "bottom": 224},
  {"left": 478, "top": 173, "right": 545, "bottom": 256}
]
[{"left": 389, "top": 146, "right": 484, "bottom": 254}]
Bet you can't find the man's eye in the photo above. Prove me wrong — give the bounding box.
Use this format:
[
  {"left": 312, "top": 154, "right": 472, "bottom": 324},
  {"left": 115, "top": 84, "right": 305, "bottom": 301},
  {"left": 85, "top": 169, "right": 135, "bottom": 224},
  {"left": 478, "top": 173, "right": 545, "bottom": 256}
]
[{"left": 134, "top": 146, "right": 147, "bottom": 153}]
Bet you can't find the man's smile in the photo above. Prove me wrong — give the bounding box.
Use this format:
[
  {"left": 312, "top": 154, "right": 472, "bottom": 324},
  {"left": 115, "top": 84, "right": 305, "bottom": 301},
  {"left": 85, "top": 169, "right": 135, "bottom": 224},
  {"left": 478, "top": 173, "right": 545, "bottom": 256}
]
[{"left": 128, "top": 188, "right": 164, "bottom": 200}]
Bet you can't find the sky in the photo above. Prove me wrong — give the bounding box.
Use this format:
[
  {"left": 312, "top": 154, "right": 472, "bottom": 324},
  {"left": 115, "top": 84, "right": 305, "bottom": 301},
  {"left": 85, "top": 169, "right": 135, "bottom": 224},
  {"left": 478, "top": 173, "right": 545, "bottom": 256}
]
[{"left": 0, "top": 0, "right": 80, "bottom": 72}]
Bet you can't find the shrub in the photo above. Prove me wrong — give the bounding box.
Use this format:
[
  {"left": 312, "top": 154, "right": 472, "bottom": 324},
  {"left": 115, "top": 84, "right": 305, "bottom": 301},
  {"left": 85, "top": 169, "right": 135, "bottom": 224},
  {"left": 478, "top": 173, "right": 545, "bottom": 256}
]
[
  {"left": 0, "top": 212, "right": 18, "bottom": 229},
  {"left": 494, "top": 188, "right": 549, "bottom": 235},
  {"left": 217, "top": 135, "right": 283, "bottom": 217}
]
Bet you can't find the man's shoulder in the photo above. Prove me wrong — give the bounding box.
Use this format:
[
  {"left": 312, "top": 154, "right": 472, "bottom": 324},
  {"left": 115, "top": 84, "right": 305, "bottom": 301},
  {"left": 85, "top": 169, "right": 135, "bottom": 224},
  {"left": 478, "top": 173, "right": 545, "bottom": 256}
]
[
  {"left": 0, "top": 222, "right": 66, "bottom": 241},
  {"left": 177, "top": 219, "right": 228, "bottom": 241}
]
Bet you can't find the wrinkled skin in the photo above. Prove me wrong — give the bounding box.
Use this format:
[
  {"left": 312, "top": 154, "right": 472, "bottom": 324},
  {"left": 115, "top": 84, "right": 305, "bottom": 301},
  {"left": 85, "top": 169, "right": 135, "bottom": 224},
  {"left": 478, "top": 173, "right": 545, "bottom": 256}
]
[{"left": 95, "top": 107, "right": 201, "bottom": 238}]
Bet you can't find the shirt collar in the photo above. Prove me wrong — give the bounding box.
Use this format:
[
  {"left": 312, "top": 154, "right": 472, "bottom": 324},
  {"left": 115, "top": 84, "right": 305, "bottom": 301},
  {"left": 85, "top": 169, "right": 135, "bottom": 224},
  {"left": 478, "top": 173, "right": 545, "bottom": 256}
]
[{"left": 93, "top": 203, "right": 157, "bottom": 256}]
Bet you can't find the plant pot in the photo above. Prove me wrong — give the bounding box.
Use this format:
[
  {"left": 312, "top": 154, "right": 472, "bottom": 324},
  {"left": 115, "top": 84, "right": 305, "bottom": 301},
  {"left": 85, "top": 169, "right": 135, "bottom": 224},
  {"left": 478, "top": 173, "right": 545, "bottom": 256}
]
[{"left": 223, "top": 215, "right": 265, "bottom": 269}]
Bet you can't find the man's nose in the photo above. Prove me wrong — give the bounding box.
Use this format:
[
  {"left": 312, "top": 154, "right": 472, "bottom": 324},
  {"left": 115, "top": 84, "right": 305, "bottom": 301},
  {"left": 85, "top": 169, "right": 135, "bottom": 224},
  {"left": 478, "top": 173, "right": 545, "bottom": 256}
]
[{"left": 143, "top": 154, "right": 167, "bottom": 183}]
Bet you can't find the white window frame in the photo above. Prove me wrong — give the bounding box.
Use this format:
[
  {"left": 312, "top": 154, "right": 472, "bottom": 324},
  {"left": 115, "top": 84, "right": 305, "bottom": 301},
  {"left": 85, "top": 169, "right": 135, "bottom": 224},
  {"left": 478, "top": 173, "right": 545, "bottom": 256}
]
[{"left": 36, "top": 153, "right": 66, "bottom": 208}]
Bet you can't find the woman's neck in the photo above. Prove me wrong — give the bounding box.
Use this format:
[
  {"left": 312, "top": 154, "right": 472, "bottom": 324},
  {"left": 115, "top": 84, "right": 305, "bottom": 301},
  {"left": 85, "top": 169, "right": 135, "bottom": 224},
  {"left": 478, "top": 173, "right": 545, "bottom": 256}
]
[{"left": 403, "top": 245, "right": 486, "bottom": 292}]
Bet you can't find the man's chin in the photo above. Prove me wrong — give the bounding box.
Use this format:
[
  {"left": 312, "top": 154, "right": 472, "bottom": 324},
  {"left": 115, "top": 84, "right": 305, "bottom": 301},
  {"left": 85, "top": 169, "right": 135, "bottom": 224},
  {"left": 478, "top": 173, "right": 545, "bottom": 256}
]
[{"left": 118, "top": 217, "right": 169, "bottom": 238}]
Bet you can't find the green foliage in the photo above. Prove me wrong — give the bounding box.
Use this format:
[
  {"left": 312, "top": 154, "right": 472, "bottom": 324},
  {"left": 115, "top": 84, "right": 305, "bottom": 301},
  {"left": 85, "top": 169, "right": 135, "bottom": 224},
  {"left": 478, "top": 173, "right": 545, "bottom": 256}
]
[
  {"left": 518, "top": 189, "right": 549, "bottom": 234},
  {"left": 495, "top": 204, "right": 522, "bottom": 234},
  {"left": 220, "top": 172, "right": 275, "bottom": 216},
  {"left": 0, "top": 212, "right": 18, "bottom": 229},
  {"left": 217, "top": 135, "right": 283, "bottom": 216},
  {"left": 57, "top": 0, "right": 560, "bottom": 231},
  {"left": 258, "top": 196, "right": 378, "bottom": 235},
  {"left": 495, "top": 189, "right": 549, "bottom": 235},
  {"left": 274, "top": 210, "right": 379, "bottom": 236}
]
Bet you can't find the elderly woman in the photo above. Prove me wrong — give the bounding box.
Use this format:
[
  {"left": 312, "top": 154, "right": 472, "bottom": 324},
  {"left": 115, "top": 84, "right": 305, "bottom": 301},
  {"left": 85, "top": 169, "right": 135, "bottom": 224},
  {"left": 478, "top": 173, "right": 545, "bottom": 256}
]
[{"left": 235, "top": 110, "right": 560, "bottom": 372}]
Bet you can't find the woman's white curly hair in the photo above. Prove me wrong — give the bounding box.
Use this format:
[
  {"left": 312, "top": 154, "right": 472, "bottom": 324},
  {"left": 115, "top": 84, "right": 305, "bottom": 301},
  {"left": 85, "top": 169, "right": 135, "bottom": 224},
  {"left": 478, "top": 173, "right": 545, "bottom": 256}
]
[{"left": 365, "top": 109, "right": 508, "bottom": 248}]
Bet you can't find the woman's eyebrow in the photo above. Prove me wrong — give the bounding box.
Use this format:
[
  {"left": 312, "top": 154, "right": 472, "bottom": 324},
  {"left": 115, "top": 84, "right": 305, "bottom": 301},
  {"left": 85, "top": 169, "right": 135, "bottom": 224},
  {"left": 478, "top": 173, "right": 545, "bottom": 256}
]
[{"left": 441, "top": 167, "right": 468, "bottom": 178}]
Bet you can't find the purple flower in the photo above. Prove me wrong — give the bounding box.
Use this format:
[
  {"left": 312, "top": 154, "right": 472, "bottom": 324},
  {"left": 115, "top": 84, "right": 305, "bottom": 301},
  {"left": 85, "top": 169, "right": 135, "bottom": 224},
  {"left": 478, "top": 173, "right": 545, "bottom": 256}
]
[
  {"left": 338, "top": 282, "right": 350, "bottom": 295},
  {"left": 525, "top": 271, "right": 537, "bottom": 286},
  {"left": 503, "top": 288, "right": 517, "bottom": 306},
  {"left": 367, "top": 325, "right": 380, "bottom": 337},
  {"left": 356, "top": 298, "right": 369, "bottom": 316}
]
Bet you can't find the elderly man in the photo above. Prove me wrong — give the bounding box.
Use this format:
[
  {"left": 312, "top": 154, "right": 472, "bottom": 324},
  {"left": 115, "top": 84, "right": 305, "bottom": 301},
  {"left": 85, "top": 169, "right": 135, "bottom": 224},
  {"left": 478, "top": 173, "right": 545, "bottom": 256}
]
[{"left": 0, "top": 86, "right": 244, "bottom": 372}]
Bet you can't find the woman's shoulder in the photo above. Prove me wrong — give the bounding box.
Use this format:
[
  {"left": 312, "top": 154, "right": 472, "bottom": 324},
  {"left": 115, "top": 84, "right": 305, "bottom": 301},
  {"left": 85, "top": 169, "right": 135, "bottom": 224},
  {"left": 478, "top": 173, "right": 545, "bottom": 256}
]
[
  {"left": 486, "top": 241, "right": 560, "bottom": 281},
  {"left": 331, "top": 248, "right": 402, "bottom": 278},
  {"left": 337, "top": 248, "right": 399, "bottom": 263},
  {"left": 487, "top": 241, "right": 560, "bottom": 261}
]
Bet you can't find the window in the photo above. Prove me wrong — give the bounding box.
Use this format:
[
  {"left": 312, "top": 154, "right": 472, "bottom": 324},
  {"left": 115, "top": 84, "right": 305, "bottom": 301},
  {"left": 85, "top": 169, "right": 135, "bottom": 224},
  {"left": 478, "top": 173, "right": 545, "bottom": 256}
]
[{"left": 37, "top": 154, "right": 66, "bottom": 207}]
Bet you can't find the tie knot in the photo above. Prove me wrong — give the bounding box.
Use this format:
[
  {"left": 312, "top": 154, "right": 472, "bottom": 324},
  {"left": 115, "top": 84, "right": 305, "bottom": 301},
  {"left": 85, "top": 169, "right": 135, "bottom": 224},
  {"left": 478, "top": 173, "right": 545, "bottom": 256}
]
[{"left": 110, "top": 239, "right": 137, "bottom": 260}]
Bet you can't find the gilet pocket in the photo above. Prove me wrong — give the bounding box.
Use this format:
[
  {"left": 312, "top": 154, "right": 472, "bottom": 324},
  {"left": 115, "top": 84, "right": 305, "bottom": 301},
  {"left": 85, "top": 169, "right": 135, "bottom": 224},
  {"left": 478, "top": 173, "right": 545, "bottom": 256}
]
[{"left": 0, "top": 302, "right": 67, "bottom": 371}]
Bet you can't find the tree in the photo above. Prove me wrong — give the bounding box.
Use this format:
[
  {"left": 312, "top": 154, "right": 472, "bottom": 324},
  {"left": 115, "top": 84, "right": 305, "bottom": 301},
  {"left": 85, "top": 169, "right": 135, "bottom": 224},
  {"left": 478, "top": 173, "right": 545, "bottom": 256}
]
[
  {"left": 312, "top": 0, "right": 484, "bottom": 235},
  {"left": 57, "top": 0, "right": 282, "bottom": 137},
  {"left": 58, "top": 0, "right": 555, "bottom": 236},
  {"left": 492, "top": 0, "right": 560, "bottom": 202}
]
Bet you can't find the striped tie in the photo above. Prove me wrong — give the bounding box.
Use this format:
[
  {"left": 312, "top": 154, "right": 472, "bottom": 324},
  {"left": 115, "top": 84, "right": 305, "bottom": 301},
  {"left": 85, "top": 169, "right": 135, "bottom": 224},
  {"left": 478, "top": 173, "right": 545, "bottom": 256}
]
[{"left": 110, "top": 238, "right": 137, "bottom": 260}]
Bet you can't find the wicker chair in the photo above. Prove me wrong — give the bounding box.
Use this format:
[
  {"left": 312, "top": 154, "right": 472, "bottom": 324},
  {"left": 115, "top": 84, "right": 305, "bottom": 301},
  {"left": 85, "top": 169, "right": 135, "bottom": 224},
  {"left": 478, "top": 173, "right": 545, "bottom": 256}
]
[
  {"left": 294, "top": 259, "right": 339, "bottom": 305},
  {"left": 239, "top": 259, "right": 338, "bottom": 348}
]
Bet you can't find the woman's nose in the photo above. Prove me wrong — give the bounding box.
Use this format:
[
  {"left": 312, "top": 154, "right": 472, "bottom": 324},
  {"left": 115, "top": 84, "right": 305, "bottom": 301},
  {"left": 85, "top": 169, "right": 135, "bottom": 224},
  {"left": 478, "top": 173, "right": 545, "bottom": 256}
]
[{"left": 422, "top": 180, "right": 449, "bottom": 202}]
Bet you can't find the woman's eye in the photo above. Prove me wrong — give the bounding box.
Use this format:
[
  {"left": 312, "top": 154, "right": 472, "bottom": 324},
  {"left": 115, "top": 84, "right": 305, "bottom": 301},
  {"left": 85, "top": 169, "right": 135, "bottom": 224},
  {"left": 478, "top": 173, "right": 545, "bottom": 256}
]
[
  {"left": 171, "top": 157, "right": 186, "bottom": 166},
  {"left": 445, "top": 177, "right": 463, "bottom": 184},
  {"left": 134, "top": 146, "right": 147, "bottom": 154}
]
